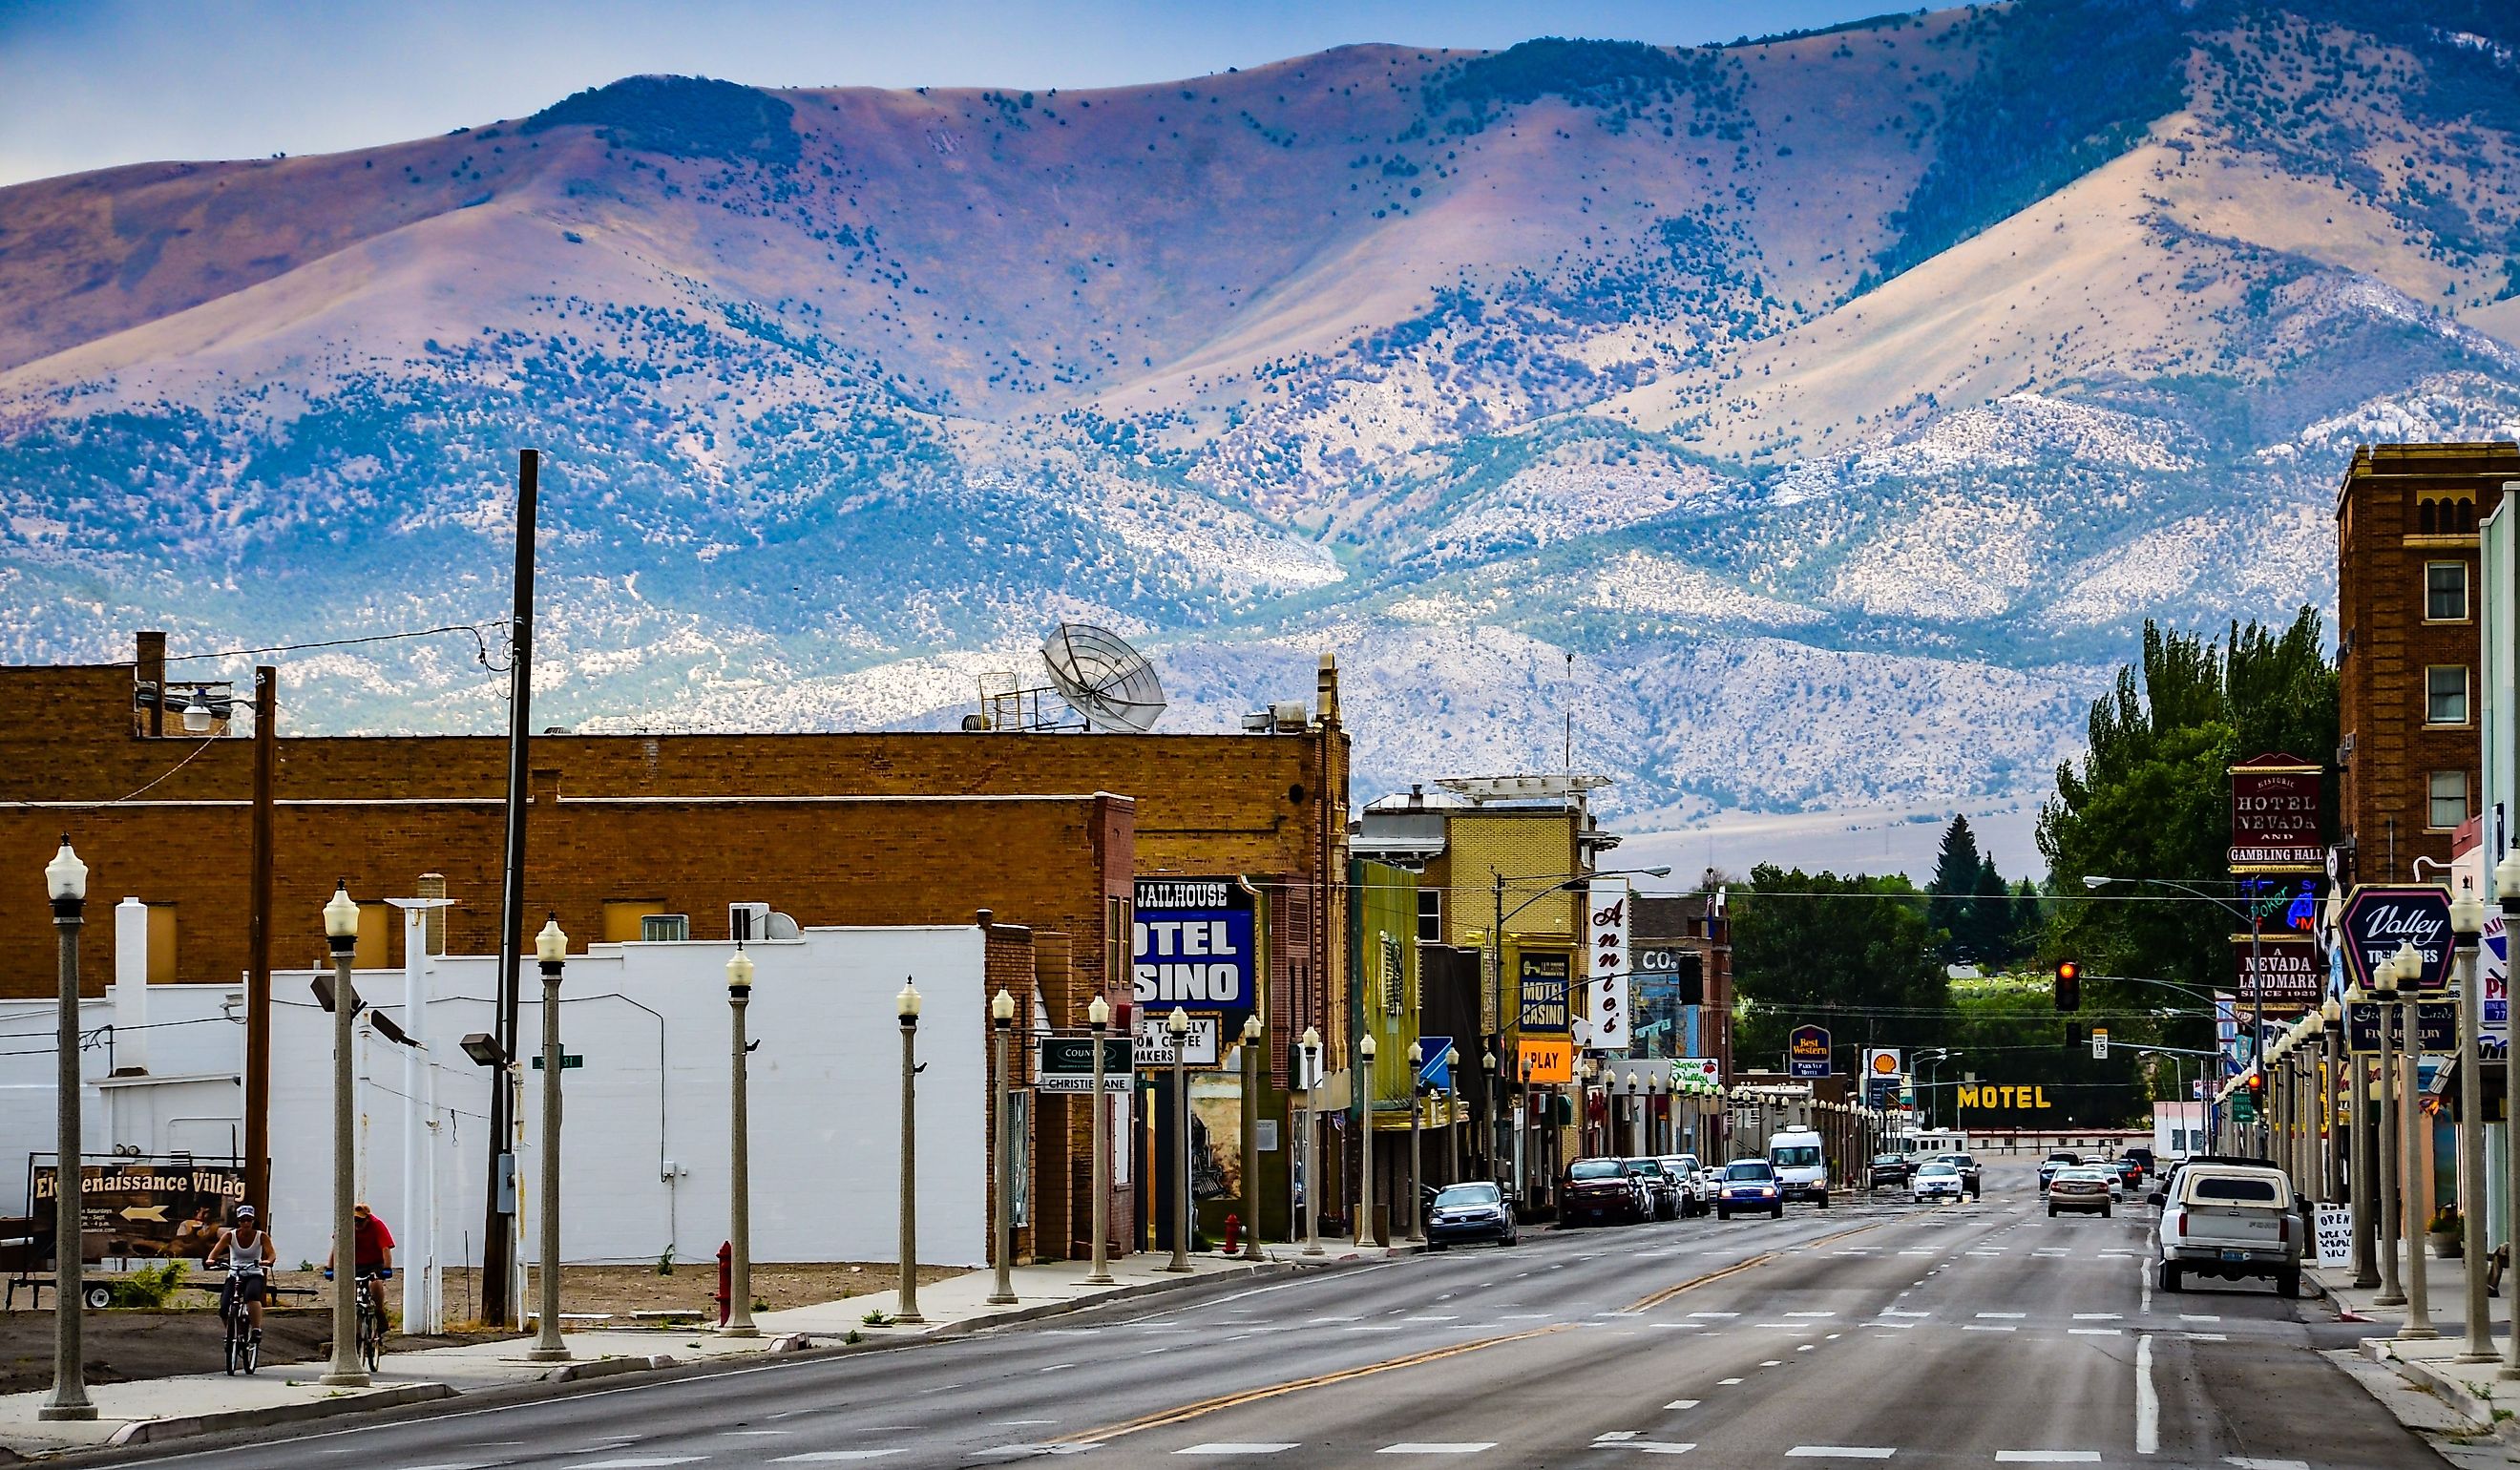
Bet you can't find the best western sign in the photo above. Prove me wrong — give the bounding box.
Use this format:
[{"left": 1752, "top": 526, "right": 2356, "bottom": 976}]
[{"left": 1955, "top": 1083, "right": 2060, "bottom": 1111}]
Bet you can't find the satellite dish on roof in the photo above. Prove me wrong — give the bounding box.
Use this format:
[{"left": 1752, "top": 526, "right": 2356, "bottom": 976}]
[{"left": 1040, "top": 622, "right": 1166, "bottom": 733}]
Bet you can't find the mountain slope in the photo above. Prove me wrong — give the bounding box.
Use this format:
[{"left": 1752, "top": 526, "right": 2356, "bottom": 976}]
[{"left": 3, "top": 1, "right": 2517, "bottom": 831}]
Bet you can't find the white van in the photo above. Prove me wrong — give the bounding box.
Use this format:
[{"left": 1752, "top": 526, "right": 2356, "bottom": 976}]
[{"left": 1768, "top": 1127, "right": 1830, "bottom": 1207}]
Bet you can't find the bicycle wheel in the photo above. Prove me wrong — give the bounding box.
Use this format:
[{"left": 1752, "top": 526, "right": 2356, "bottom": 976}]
[
  {"left": 242, "top": 1326, "right": 259, "bottom": 1376},
  {"left": 361, "top": 1297, "right": 383, "bottom": 1373},
  {"left": 222, "top": 1312, "right": 240, "bottom": 1376}
]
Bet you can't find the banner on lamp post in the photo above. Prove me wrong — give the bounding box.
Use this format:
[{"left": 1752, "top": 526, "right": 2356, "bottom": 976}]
[{"left": 1586, "top": 876, "right": 1631, "bottom": 1053}]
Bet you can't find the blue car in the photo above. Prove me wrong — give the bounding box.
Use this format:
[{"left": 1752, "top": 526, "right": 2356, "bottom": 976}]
[{"left": 1713, "top": 1159, "right": 1786, "bottom": 1220}]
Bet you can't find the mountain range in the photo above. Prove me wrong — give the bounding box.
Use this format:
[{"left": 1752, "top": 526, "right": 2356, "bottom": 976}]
[{"left": 4, "top": 0, "right": 2518, "bottom": 856}]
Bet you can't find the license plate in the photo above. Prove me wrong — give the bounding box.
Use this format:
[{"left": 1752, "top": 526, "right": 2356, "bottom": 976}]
[{"left": 2218, "top": 1249, "right": 2246, "bottom": 1261}]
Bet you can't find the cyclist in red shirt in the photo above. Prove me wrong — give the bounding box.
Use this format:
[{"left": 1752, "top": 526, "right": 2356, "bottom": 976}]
[{"left": 325, "top": 1202, "right": 395, "bottom": 1276}]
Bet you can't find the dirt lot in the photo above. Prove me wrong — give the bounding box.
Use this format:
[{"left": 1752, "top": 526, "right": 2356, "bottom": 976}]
[{"left": 0, "top": 1260, "right": 967, "bottom": 1390}]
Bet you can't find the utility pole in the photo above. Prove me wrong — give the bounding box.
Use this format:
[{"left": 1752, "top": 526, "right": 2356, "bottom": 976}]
[
  {"left": 244, "top": 664, "right": 276, "bottom": 1213},
  {"left": 482, "top": 449, "right": 539, "bottom": 1330}
]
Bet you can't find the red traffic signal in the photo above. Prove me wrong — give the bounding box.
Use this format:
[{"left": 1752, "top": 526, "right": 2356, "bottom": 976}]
[{"left": 2054, "top": 959, "right": 2082, "bottom": 1013}]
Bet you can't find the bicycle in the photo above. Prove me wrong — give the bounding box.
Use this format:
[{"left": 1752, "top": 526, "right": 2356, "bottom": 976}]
[
  {"left": 327, "top": 1266, "right": 392, "bottom": 1373},
  {"left": 216, "top": 1274, "right": 260, "bottom": 1376}
]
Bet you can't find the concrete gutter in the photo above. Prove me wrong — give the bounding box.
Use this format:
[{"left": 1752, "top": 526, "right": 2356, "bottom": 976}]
[{"left": 103, "top": 1383, "right": 455, "bottom": 1447}]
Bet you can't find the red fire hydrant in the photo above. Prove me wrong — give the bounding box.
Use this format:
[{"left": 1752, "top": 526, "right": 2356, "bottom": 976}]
[
  {"left": 715, "top": 1240, "right": 733, "bottom": 1327},
  {"left": 1221, "top": 1213, "right": 1242, "bottom": 1255}
]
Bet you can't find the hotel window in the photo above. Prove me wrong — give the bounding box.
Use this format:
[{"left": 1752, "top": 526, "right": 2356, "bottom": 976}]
[
  {"left": 2429, "top": 770, "right": 2469, "bottom": 831},
  {"left": 1417, "top": 889, "right": 1442, "bottom": 943},
  {"left": 2426, "top": 665, "right": 2470, "bottom": 726},
  {"left": 2426, "top": 562, "right": 2469, "bottom": 621}
]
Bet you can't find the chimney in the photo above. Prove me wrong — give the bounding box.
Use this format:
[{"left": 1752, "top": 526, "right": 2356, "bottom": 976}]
[
  {"left": 418, "top": 872, "right": 448, "bottom": 955},
  {"left": 1408, "top": 784, "right": 1424, "bottom": 809},
  {"left": 1315, "top": 653, "right": 1340, "bottom": 727},
  {"left": 136, "top": 630, "right": 167, "bottom": 737}
]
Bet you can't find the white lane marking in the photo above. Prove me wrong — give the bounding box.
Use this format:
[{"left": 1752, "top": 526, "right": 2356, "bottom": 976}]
[
  {"left": 1599, "top": 1434, "right": 1639, "bottom": 1442},
  {"left": 1963, "top": 1325, "right": 2018, "bottom": 1333},
  {"left": 2073, "top": 1313, "right": 2122, "bottom": 1320},
  {"left": 1500, "top": 1312, "right": 1552, "bottom": 1320},
  {"left": 1348, "top": 1323, "right": 1409, "bottom": 1333},
  {"left": 1593, "top": 1439, "right": 1696, "bottom": 1455},
  {"left": 1797, "top": 1344, "right": 1816, "bottom": 1352},
  {"left": 1784, "top": 1449, "right": 1896, "bottom": 1460},
  {"left": 578, "top": 1461, "right": 705, "bottom": 1469},
  {"left": 1666, "top": 1400, "right": 1700, "bottom": 1410},
  {"left": 1897, "top": 1250, "right": 1934, "bottom": 1256},
  {"left": 2182, "top": 1333, "right": 2229, "bottom": 1342},
  {"left": 1309, "top": 1315, "right": 1363, "bottom": 1323},
  {"left": 2136, "top": 1334, "right": 2159, "bottom": 1456},
  {"left": 1976, "top": 1312, "right": 2026, "bottom": 1319},
  {"left": 1785, "top": 1311, "right": 1837, "bottom": 1318},
  {"left": 1405, "top": 1315, "right": 1460, "bottom": 1323},
  {"left": 2223, "top": 1460, "right": 2310, "bottom": 1469},
  {"left": 995, "top": 1419, "right": 1060, "bottom": 1426},
  {"left": 1717, "top": 1377, "right": 1745, "bottom": 1385},
  {"left": 2069, "top": 1329, "right": 2123, "bottom": 1336},
  {"left": 2180, "top": 1314, "right": 2221, "bottom": 1323},
  {"left": 1040, "top": 1362, "right": 1076, "bottom": 1373},
  {"left": 1377, "top": 1444, "right": 1498, "bottom": 1455},
  {"left": 1178, "top": 1446, "right": 1299, "bottom": 1457},
  {"left": 1882, "top": 1310, "right": 1931, "bottom": 1317},
  {"left": 775, "top": 1456, "right": 905, "bottom": 1464},
  {"left": 1689, "top": 1311, "right": 1739, "bottom": 1318},
  {"left": 1996, "top": 1453, "right": 2100, "bottom": 1463}
]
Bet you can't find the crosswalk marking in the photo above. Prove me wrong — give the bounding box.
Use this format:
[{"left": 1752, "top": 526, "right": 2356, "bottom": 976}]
[{"left": 1594, "top": 1442, "right": 1696, "bottom": 1456}]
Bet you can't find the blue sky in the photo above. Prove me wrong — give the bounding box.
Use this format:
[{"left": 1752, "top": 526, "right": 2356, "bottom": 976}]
[{"left": 0, "top": 0, "right": 1896, "bottom": 185}]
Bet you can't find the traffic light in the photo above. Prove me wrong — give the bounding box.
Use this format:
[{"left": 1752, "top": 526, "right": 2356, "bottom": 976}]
[
  {"left": 2053, "top": 959, "right": 2081, "bottom": 1013},
  {"left": 2065, "top": 1021, "right": 2085, "bottom": 1049}
]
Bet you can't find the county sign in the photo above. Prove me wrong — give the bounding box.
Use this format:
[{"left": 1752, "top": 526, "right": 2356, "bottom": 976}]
[
  {"left": 2339, "top": 885, "right": 2453, "bottom": 996},
  {"left": 1787, "top": 1024, "right": 1831, "bottom": 1079}
]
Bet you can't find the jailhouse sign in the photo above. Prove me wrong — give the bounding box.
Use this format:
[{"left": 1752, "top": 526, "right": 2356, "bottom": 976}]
[
  {"left": 1133, "top": 876, "right": 1258, "bottom": 1031},
  {"left": 2228, "top": 755, "right": 2322, "bottom": 869}
]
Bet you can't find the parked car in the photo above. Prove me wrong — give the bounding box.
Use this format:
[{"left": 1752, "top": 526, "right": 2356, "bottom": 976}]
[
  {"left": 2048, "top": 1166, "right": 2114, "bottom": 1217},
  {"left": 1658, "top": 1155, "right": 1710, "bottom": 1217},
  {"left": 2037, "top": 1151, "right": 2082, "bottom": 1192},
  {"left": 1868, "top": 1152, "right": 1915, "bottom": 1189},
  {"left": 2110, "top": 1156, "right": 2145, "bottom": 1193},
  {"left": 1425, "top": 1181, "right": 1518, "bottom": 1248},
  {"left": 1912, "top": 1160, "right": 1965, "bottom": 1202},
  {"left": 1625, "top": 1158, "right": 1683, "bottom": 1221},
  {"left": 2154, "top": 1162, "right": 2301, "bottom": 1296},
  {"left": 1563, "top": 1157, "right": 1650, "bottom": 1226},
  {"left": 1928, "top": 1151, "right": 1984, "bottom": 1199},
  {"left": 1714, "top": 1159, "right": 1787, "bottom": 1220}
]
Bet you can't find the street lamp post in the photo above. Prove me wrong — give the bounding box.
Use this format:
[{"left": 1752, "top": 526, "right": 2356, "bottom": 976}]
[
  {"left": 2374, "top": 948, "right": 2408, "bottom": 1309},
  {"left": 527, "top": 916, "right": 571, "bottom": 1362},
  {"left": 1300, "top": 1027, "right": 1324, "bottom": 1256},
  {"left": 39, "top": 838, "right": 93, "bottom": 1422},
  {"left": 321, "top": 882, "right": 370, "bottom": 1387},
  {"left": 1085, "top": 996, "right": 1115, "bottom": 1285},
  {"left": 2453, "top": 885, "right": 2492, "bottom": 1361},
  {"left": 895, "top": 981, "right": 926, "bottom": 1325},
  {"left": 1167, "top": 1008, "right": 1195, "bottom": 1270},
  {"left": 990, "top": 988, "right": 1019, "bottom": 1306},
  {"left": 2322, "top": 997, "right": 2345, "bottom": 1204},
  {"left": 2499, "top": 849, "right": 2520, "bottom": 1380},
  {"left": 723, "top": 947, "right": 761, "bottom": 1337},
  {"left": 1240, "top": 1013, "right": 1265, "bottom": 1261},
  {"left": 2392, "top": 940, "right": 2436, "bottom": 1339},
  {"left": 1446, "top": 1047, "right": 1466, "bottom": 1187},
  {"left": 2347, "top": 976, "right": 2379, "bottom": 1289},
  {"left": 1405, "top": 1042, "right": 1424, "bottom": 1246},
  {"left": 1354, "top": 1030, "right": 1377, "bottom": 1249}
]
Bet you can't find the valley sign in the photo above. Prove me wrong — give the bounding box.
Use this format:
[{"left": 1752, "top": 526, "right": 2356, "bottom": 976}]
[
  {"left": 2340, "top": 885, "right": 2453, "bottom": 996},
  {"left": 1133, "top": 876, "right": 1258, "bottom": 1033}
]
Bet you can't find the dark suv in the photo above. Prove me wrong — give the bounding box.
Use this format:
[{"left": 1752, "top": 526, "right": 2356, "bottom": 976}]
[
  {"left": 1624, "top": 1158, "right": 1683, "bottom": 1221},
  {"left": 1563, "top": 1157, "right": 1649, "bottom": 1226}
]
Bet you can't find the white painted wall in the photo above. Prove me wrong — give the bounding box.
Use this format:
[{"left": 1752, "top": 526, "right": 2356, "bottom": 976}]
[{"left": 0, "top": 925, "right": 991, "bottom": 1269}]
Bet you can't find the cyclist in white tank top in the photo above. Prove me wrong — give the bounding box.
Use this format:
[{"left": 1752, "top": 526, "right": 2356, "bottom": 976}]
[{"left": 205, "top": 1207, "right": 276, "bottom": 1336}]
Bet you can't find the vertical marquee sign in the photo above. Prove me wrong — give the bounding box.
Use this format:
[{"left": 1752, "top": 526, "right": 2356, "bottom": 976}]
[
  {"left": 1585, "top": 876, "right": 1631, "bottom": 1052},
  {"left": 2228, "top": 754, "right": 2325, "bottom": 871}
]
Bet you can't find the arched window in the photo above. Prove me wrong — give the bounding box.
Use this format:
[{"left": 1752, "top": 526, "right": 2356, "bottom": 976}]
[
  {"left": 2421, "top": 499, "right": 2439, "bottom": 534},
  {"left": 2460, "top": 499, "right": 2477, "bottom": 534}
]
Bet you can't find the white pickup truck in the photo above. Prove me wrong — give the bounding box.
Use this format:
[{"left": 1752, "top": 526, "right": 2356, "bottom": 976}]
[{"left": 2153, "top": 1163, "right": 2301, "bottom": 1297}]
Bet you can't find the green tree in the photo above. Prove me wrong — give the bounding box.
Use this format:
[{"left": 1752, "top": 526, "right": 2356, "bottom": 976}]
[
  {"left": 1966, "top": 855, "right": 2023, "bottom": 968},
  {"left": 2035, "top": 608, "right": 2338, "bottom": 1084},
  {"left": 1926, "top": 815, "right": 1984, "bottom": 961},
  {"left": 1731, "top": 865, "right": 1951, "bottom": 1069}
]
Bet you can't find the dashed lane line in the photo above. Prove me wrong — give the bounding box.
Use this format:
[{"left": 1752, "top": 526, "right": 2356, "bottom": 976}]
[
  {"left": 1378, "top": 1444, "right": 1499, "bottom": 1455},
  {"left": 1176, "top": 1445, "right": 1298, "bottom": 1457},
  {"left": 1994, "top": 1453, "right": 2101, "bottom": 1463},
  {"left": 1784, "top": 1449, "right": 1896, "bottom": 1460}
]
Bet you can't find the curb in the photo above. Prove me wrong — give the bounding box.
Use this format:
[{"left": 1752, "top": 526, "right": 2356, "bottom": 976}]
[
  {"left": 102, "top": 1381, "right": 455, "bottom": 1447},
  {"left": 541, "top": 1354, "right": 677, "bottom": 1383},
  {"left": 929, "top": 1259, "right": 1305, "bottom": 1338},
  {"left": 2368, "top": 1340, "right": 2498, "bottom": 1435}
]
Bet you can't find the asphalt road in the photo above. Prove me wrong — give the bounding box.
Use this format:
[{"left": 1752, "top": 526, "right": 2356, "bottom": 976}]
[{"left": 106, "top": 1163, "right": 2447, "bottom": 1470}]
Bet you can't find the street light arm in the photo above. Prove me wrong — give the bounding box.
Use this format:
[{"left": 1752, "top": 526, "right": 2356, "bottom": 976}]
[{"left": 2084, "top": 876, "right": 2255, "bottom": 923}]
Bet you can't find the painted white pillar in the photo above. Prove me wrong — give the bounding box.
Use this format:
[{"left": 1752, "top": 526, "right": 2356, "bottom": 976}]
[
  {"left": 399, "top": 906, "right": 442, "bottom": 1334},
  {"left": 112, "top": 898, "right": 149, "bottom": 1078}
]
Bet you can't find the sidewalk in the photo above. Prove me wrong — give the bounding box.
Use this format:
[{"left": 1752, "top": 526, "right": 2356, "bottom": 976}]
[
  {"left": 2311, "top": 1242, "right": 2520, "bottom": 1443},
  {"left": 0, "top": 1243, "right": 1376, "bottom": 1458}
]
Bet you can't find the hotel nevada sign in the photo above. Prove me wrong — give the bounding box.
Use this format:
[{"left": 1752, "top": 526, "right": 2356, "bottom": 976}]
[{"left": 2228, "top": 753, "right": 2323, "bottom": 870}]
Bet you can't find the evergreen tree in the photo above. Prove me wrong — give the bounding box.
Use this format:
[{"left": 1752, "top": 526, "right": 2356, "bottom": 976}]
[
  {"left": 1732, "top": 865, "right": 1951, "bottom": 1066},
  {"left": 1967, "top": 854, "right": 2017, "bottom": 967},
  {"left": 1926, "top": 814, "right": 1983, "bottom": 961}
]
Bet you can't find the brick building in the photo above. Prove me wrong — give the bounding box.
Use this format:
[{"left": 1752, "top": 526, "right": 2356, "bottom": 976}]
[
  {"left": 2335, "top": 443, "right": 2520, "bottom": 883},
  {"left": 1, "top": 634, "right": 1353, "bottom": 1258}
]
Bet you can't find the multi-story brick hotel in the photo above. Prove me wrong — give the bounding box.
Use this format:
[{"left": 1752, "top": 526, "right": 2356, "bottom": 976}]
[{"left": 2335, "top": 442, "right": 2520, "bottom": 884}]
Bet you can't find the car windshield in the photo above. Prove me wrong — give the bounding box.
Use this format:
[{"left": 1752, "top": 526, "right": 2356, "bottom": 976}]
[
  {"left": 1569, "top": 1159, "right": 1628, "bottom": 1181},
  {"left": 1434, "top": 1183, "right": 1500, "bottom": 1207},
  {"left": 1666, "top": 1157, "right": 1697, "bottom": 1172},
  {"left": 1724, "top": 1161, "right": 1774, "bottom": 1181},
  {"left": 2048, "top": 1152, "right": 2079, "bottom": 1163},
  {"left": 1624, "top": 1159, "right": 1664, "bottom": 1177},
  {"left": 2191, "top": 1175, "right": 2282, "bottom": 1203},
  {"left": 1918, "top": 1163, "right": 1957, "bottom": 1175},
  {"left": 1935, "top": 1155, "right": 1971, "bottom": 1166},
  {"left": 1873, "top": 1154, "right": 1904, "bottom": 1164},
  {"left": 1772, "top": 1145, "right": 1822, "bottom": 1167},
  {"left": 2058, "top": 1168, "right": 2110, "bottom": 1182}
]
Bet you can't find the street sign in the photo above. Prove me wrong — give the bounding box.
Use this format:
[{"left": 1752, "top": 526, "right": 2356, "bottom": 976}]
[
  {"left": 1133, "top": 1014, "right": 1222, "bottom": 1068},
  {"left": 2091, "top": 1027, "right": 2109, "bottom": 1060},
  {"left": 1417, "top": 1034, "right": 1454, "bottom": 1091},
  {"left": 529, "top": 1053, "right": 584, "bottom": 1070},
  {"left": 1787, "top": 1024, "right": 1830, "bottom": 1079},
  {"left": 1035, "top": 1036, "right": 1133, "bottom": 1093}
]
